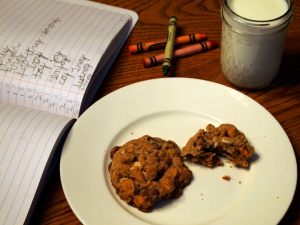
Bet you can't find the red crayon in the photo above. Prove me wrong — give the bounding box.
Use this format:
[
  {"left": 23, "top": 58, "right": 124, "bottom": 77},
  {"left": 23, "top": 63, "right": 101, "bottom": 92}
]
[
  {"left": 128, "top": 33, "right": 207, "bottom": 54},
  {"left": 142, "top": 40, "right": 219, "bottom": 68}
]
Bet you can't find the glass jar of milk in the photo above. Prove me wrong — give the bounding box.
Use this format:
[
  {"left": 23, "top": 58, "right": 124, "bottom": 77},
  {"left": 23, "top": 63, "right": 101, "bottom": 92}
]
[{"left": 220, "top": 0, "right": 293, "bottom": 89}]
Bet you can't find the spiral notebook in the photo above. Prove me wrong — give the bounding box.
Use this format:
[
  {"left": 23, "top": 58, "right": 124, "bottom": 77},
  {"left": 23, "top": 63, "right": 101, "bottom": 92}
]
[{"left": 0, "top": 0, "right": 138, "bottom": 224}]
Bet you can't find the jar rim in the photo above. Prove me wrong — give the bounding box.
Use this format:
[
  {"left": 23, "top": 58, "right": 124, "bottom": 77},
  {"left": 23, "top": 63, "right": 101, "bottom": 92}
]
[{"left": 222, "top": 0, "right": 293, "bottom": 25}]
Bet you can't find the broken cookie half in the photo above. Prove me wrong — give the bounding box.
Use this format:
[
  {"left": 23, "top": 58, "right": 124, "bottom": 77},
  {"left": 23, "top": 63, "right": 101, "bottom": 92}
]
[{"left": 181, "top": 124, "right": 255, "bottom": 168}]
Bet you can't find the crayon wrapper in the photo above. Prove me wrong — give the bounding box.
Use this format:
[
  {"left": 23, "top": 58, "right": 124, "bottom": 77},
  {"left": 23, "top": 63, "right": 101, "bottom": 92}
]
[{"left": 162, "top": 17, "right": 177, "bottom": 68}]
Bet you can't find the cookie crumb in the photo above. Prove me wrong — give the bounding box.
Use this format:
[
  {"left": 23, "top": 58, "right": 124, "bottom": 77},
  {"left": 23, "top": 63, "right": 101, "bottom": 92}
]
[
  {"left": 238, "top": 181, "right": 242, "bottom": 184},
  {"left": 222, "top": 175, "right": 231, "bottom": 181}
]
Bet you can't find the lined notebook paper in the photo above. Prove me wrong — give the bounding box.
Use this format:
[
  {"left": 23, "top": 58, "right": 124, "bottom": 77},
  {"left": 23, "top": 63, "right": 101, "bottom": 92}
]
[
  {"left": 0, "top": 102, "right": 71, "bottom": 225},
  {"left": 0, "top": 0, "right": 134, "bottom": 118},
  {"left": 0, "top": 0, "right": 138, "bottom": 224}
]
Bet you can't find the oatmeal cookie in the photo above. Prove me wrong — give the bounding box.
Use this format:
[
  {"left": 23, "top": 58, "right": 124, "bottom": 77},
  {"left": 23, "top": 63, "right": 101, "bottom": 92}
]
[
  {"left": 181, "top": 124, "right": 254, "bottom": 168},
  {"left": 108, "top": 135, "right": 193, "bottom": 212}
]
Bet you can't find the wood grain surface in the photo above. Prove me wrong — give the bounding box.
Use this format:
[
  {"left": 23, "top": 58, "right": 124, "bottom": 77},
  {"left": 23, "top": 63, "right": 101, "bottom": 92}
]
[{"left": 30, "top": 0, "right": 300, "bottom": 224}]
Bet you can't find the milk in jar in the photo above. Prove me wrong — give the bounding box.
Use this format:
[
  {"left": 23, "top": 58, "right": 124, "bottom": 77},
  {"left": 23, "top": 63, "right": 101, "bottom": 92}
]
[{"left": 220, "top": 0, "right": 293, "bottom": 89}]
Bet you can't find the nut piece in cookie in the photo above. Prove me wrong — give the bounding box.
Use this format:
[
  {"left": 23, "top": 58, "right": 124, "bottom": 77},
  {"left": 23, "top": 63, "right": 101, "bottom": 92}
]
[
  {"left": 108, "top": 135, "right": 193, "bottom": 212},
  {"left": 181, "top": 124, "right": 255, "bottom": 168}
]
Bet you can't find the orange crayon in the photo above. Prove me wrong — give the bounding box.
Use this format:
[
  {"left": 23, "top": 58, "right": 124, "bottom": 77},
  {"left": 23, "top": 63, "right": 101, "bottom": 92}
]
[
  {"left": 142, "top": 40, "right": 219, "bottom": 68},
  {"left": 128, "top": 33, "right": 207, "bottom": 54}
]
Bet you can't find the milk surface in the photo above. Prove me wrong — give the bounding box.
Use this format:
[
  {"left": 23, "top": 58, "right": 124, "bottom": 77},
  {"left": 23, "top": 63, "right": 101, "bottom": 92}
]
[{"left": 227, "top": 0, "right": 288, "bottom": 20}]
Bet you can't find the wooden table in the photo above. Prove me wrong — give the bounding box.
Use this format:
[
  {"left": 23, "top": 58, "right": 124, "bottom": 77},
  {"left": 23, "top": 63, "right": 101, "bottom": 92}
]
[{"left": 30, "top": 0, "right": 300, "bottom": 224}]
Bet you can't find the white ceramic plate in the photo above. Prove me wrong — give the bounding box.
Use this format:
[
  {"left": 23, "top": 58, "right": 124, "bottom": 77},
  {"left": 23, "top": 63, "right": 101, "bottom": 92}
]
[{"left": 60, "top": 78, "right": 297, "bottom": 225}]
